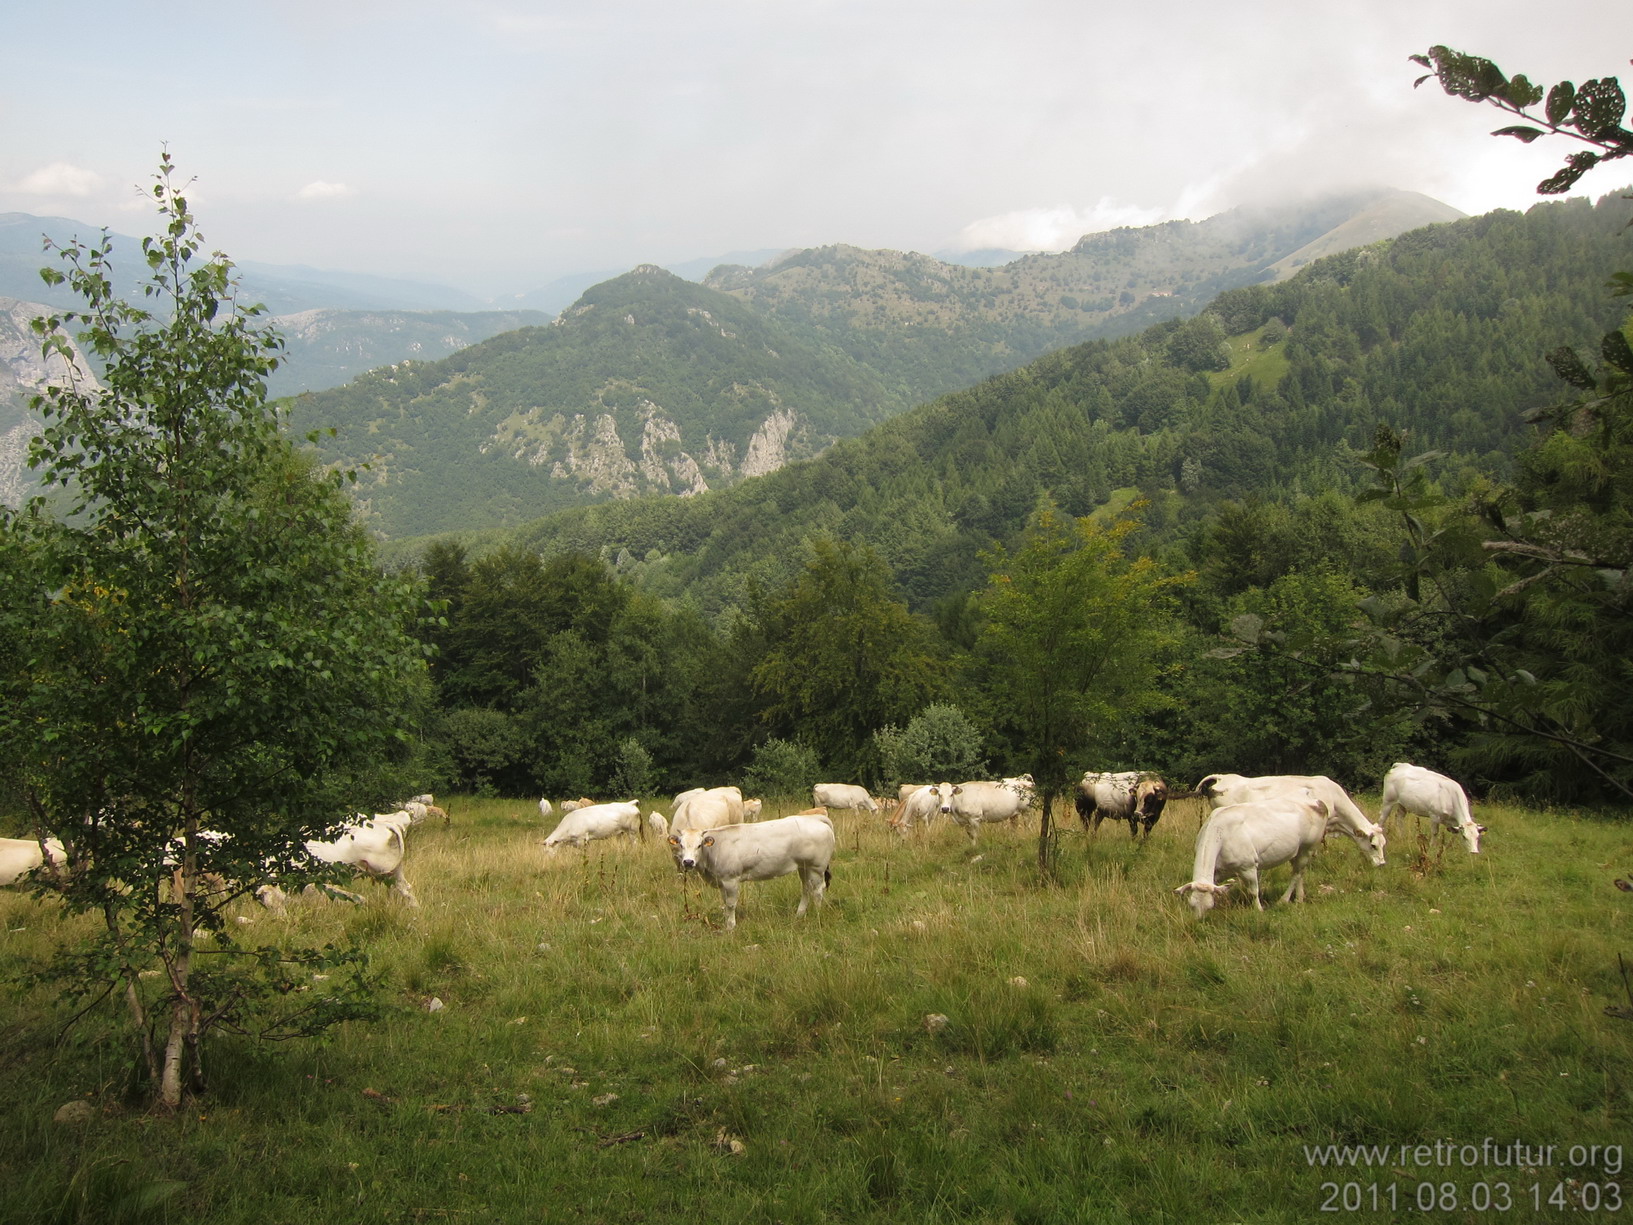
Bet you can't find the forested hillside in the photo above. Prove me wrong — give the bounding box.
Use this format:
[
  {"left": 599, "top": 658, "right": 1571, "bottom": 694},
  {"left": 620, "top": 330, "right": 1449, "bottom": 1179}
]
[
  {"left": 291, "top": 266, "right": 910, "bottom": 537},
  {"left": 506, "top": 195, "right": 1629, "bottom": 615},
  {"left": 292, "top": 190, "right": 1456, "bottom": 539},
  {"left": 399, "top": 190, "right": 1633, "bottom": 808}
]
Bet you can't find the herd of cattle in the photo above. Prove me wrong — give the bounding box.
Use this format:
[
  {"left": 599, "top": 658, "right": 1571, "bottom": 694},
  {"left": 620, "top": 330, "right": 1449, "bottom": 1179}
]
[{"left": 0, "top": 763, "right": 1484, "bottom": 928}]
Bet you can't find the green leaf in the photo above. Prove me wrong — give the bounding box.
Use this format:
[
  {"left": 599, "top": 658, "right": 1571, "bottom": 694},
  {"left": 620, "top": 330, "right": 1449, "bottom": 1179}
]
[
  {"left": 1601, "top": 329, "right": 1633, "bottom": 377},
  {"left": 1501, "top": 74, "right": 1544, "bottom": 108},
  {"left": 1546, "top": 81, "right": 1577, "bottom": 126},
  {"left": 1492, "top": 125, "right": 1545, "bottom": 143},
  {"left": 1572, "top": 77, "right": 1626, "bottom": 139},
  {"left": 1545, "top": 345, "right": 1598, "bottom": 390}
]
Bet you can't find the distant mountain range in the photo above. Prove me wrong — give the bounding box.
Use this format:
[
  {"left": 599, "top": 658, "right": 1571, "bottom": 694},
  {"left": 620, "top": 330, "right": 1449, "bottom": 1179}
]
[{"left": 287, "top": 188, "right": 1465, "bottom": 539}]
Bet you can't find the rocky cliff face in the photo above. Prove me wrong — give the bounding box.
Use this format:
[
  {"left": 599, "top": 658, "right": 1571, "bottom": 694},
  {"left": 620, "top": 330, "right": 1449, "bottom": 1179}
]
[
  {"left": 0, "top": 296, "right": 99, "bottom": 507},
  {"left": 490, "top": 397, "right": 807, "bottom": 500}
]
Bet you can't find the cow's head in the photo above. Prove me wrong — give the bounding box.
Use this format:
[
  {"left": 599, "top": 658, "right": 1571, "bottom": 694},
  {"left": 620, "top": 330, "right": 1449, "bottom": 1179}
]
[
  {"left": 1360, "top": 820, "right": 1388, "bottom": 866},
  {"left": 1136, "top": 778, "right": 1169, "bottom": 816},
  {"left": 935, "top": 783, "right": 954, "bottom": 814},
  {"left": 1174, "top": 880, "right": 1229, "bottom": 918},
  {"left": 668, "top": 829, "right": 712, "bottom": 872},
  {"left": 1460, "top": 821, "right": 1484, "bottom": 854}
]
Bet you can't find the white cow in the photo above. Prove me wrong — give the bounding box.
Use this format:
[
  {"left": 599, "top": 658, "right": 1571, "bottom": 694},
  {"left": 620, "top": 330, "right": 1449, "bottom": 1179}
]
[
  {"left": 812, "top": 783, "right": 877, "bottom": 812},
  {"left": 542, "top": 801, "right": 641, "bottom": 852},
  {"left": 667, "top": 814, "right": 835, "bottom": 930},
  {"left": 1175, "top": 792, "right": 1331, "bottom": 918},
  {"left": 1380, "top": 763, "right": 1482, "bottom": 853},
  {"left": 294, "top": 815, "right": 418, "bottom": 907},
  {"left": 889, "top": 783, "right": 952, "bottom": 834},
  {"left": 539, "top": 798, "right": 555, "bottom": 819},
  {"left": 1197, "top": 773, "right": 1387, "bottom": 866},
  {"left": 671, "top": 786, "right": 746, "bottom": 833},
  {"left": 560, "top": 797, "right": 595, "bottom": 814},
  {"left": 646, "top": 811, "right": 670, "bottom": 837},
  {"left": 946, "top": 776, "right": 1035, "bottom": 844},
  {"left": 0, "top": 836, "right": 66, "bottom": 888}
]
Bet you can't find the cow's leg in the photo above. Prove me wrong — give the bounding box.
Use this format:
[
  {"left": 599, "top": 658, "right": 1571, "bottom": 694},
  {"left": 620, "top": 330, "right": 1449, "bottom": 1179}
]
[
  {"left": 1241, "top": 866, "right": 1263, "bottom": 910},
  {"left": 796, "top": 864, "right": 827, "bottom": 916},
  {"left": 718, "top": 879, "right": 740, "bottom": 930},
  {"left": 1126, "top": 814, "right": 1139, "bottom": 839},
  {"left": 392, "top": 870, "right": 419, "bottom": 907},
  {"left": 1378, "top": 798, "right": 1397, "bottom": 834},
  {"left": 1281, "top": 854, "right": 1307, "bottom": 904}
]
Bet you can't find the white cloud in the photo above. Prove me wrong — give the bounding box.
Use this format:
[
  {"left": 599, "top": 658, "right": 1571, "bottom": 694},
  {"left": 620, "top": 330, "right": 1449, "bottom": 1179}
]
[
  {"left": 296, "top": 180, "right": 355, "bottom": 201},
  {"left": 17, "top": 162, "right": 104, "bottom": 197},
  {"left": 954, "top": 200, "right": 1176, "bottom": 254}
]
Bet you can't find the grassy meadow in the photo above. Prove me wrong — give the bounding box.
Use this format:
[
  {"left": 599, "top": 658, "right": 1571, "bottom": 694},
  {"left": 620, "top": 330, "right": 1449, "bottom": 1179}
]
[{"left": 2, "top": 793, "right": 1630, "bottom": 1224}]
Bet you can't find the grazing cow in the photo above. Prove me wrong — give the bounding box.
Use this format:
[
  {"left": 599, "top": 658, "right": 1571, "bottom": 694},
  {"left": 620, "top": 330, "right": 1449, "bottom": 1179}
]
[
  {"left": 888, "top": 783, "right": 952, "bottom": 834},
  {"left": 1175, "top": 792, "right": 1331, "bottom": 918},
  {"left": 539, "top": 798, "right": 555, "bottom": 819},
  {"left": 647, "top": 811, "right": 669, "bottom": 837},
  {"left": 742, "top": 798, "right": 764, "bottom": 820},
  {"left": 289, "top": 815, "right": 418, "bottom": 908},
  {"left": 542, "top": 801, "right": 642, "bottom": 852},
  {"left": 1076, "top": 771, "right": 1170, "bottom": 839},
  {"left": 946, "top": 776, "right": 1035, "bottom": 844},
  {"left": 0, "top": 836, "right": 66, "bottom": 888},
  {"left": 561, "top": 797, "right": 595, "bottom": 814},
  {"left": 1379, "top": 763, "right": 1483, "bottom": 853},
  {"left": 671, "top": 786, "right": 746, "bottom": 833},
  {"left": 812, "top": 783, "right": 877, "bottom": 812},
  {"left": 1197, "top": 773, "right": 1387, "bottom": 866},
  {"left": 668, "top": 814, "right": 835, "bottom": 930}
]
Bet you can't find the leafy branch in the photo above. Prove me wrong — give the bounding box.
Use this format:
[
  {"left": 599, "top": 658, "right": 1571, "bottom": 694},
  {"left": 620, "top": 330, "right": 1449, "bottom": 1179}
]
[{"left": 1411, "top": 46, "right": 1632, "bottom": 195}]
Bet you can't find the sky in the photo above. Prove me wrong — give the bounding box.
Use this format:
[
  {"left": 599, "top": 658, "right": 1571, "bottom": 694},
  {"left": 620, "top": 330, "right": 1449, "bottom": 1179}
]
[{"left": 2, "top": 0, "right": 1629, "bottom": 301}]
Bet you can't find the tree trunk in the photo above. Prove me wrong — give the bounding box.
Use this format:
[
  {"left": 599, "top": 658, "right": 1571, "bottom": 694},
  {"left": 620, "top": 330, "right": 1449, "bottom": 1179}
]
[{"left": 1037, "top": 787, "right": 1057, "bottom": 880}]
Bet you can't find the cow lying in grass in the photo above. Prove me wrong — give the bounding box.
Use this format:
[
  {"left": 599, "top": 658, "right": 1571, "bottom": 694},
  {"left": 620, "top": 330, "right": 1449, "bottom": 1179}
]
[{"left": 667, "top": 813, "right": 835, "bottom": 930}]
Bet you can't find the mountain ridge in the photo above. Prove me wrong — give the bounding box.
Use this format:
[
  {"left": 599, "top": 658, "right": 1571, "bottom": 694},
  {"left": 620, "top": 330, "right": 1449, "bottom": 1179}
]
[{"left": 294, "top": 188, "right": 1466, "bottom": 539}]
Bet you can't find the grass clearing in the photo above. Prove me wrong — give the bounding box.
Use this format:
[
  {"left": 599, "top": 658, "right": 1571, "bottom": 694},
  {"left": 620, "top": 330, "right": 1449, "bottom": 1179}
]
[{"left": 1, "top": 795, "right": 1629, "bottom": 1223}]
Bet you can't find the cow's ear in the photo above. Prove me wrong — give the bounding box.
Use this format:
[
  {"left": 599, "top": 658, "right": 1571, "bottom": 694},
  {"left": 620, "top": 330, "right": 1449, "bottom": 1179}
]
[
  {"left": 667, "top": 835, "right": 679, "bottom": 846},
  {"left": 703, "top": 836, "right": 714, "bottom": 847}
]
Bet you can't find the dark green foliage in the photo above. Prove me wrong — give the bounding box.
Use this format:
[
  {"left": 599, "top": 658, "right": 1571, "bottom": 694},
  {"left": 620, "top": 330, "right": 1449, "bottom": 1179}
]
[
  {"left": 749, "top": 538, "right": 951, "bottom": 780},
  {"left": 970, "top": 509, "right": 1186, "bottom": 867},
  {"left": 741, "top": 737, "right": 823, "bottom": 799}
]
